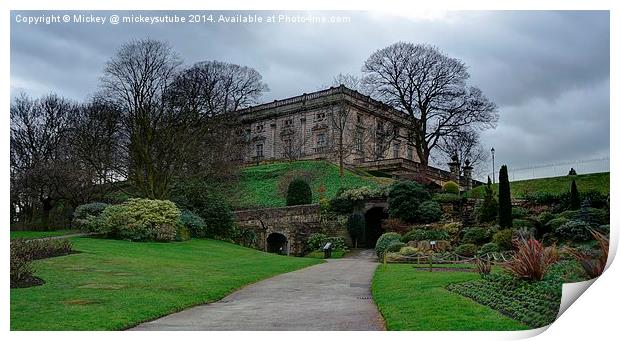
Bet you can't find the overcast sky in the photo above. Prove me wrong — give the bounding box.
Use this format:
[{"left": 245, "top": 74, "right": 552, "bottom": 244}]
[{"left": 10, "top": 10, "right": 610, "bottom": 178}]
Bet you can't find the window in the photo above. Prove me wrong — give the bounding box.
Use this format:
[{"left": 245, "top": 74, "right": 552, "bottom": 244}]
[
  {"left": 354, "top": 129, "right": 363, "bottom": 153},
  {"left": 256, "top": 124, "right": 264, "bottom": 133},
  {"left": 284, "top": 118, "right": 293, "bottom": 126},
  {"left": 407, "top": 146, "right": 413, "bottom": 160},
  {"left": 393, "top": 143, "right": 400, "bottom": 158},
  {"left": 256, "top": 144, "right": 264, "bottom": 157},
  {"left": 376, "top": 140, "right": 385, "bottom": 159},
  {"left": 377, "top": 121, "right": 384, "bottom": 132},
  {"left": 316, "top": 112, "right": 326, "bottom": 121},
  {"left": 317, "top": 133, "right": 326, "bottom": 147},
  {"left": 357, "top": 115, "right": 363, "bottom": 124}
]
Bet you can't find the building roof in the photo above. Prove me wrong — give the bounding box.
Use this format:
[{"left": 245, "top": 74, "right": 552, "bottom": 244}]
[{"left": 233, "top": 85, "right": 413, "bottom": 125}]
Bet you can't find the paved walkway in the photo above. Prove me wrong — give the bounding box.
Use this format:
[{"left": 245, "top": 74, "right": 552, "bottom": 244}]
[{"left": 131, "top": 249, "right": 385, "bottom": 331}]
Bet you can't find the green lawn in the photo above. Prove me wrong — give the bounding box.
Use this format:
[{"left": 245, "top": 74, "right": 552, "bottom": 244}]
[
  {"left": 372, "top": 264, "right": 527, "bottom": 331},
  {"left": 10, "top": 237, "right": 321, "bottom": 330},
  {"left": 467, "top": 172, "right": 609, "bottom": 199},
  {"left": 10, "top": 230, "right": 79, "bottom": 239},
  {"left": 232, "top": 160, "right": 391, "bottom": 209}
]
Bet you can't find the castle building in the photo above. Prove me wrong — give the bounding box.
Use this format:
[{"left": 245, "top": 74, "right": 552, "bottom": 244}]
[{"left": 233, "top": 85, "right": 478, "bottom": 189}]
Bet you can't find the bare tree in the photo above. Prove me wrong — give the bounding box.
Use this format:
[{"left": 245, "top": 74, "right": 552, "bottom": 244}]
[
  {"left": 169, "top": 60, "right": 268, "bottom": 117},
  {"left": 434, "top": 127, "right": 489, "bottom": 176},
  {"left": 324, "top": 73, "right": 370, "bottom": 95},
  {"left": 100, "top": 39, "right": 182, "bottom": 199},
  {"left": 325, "top": 101, "right": 361, "bottom": 176},
  {"left": 167, "top": 60, "right": 268, "bottom": 176},
  {"left": 280, "top": 126, "right": 312, "bottom": 162},
  {"left": 361, "top": 42, "right": 498, "bottom": 168},
  {"left": 10, "top": 94, "right": 76, "bottom": 227},
  {"left": 366, "top": 119, "right": 400, "bottom": 161},
  {"left": 69, "top": 98, "right": 124, "bottom": 185}
]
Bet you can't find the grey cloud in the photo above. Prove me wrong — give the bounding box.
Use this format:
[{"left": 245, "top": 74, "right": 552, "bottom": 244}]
[{"left": 10, "top": 10, "right": 609, "bottom": 174}]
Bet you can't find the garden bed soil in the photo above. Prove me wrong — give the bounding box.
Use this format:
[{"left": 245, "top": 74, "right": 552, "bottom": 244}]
[{"left": 11, "top": 276, "right": 45, "bottom": 289}]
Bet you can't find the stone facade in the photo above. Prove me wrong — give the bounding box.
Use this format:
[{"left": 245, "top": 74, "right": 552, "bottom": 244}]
[{"left": 234, "top": 85, "right": 417, "bottom": 165}]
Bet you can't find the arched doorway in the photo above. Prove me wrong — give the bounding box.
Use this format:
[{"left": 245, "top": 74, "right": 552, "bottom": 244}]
[
  {"left": 266, "top": 232, "right": 288, "bottom": 255},
  {"left": 364, "top": 207, "right": 388, "bottom": 248}
]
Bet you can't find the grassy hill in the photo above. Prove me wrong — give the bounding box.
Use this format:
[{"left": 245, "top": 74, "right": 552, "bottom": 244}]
[
  {"left": 229, "top": 160, "right": 392, "bottom": 209},
  {"left": 467, "top": 172, "right": 609, "bottom": 199}
]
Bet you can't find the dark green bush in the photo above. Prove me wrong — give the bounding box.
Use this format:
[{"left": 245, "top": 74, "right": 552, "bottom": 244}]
[
  {"left": 442, "top": 181, "right": 460, "bottom": 194},
  {"left": 100, "top": 198, "right": 180, "bottom": 241},
  {"left": 329, "top": 196, "right": 354, "bottom": 214},
  {"left": 462, "top": 227, "right": 490, "bottom": 245},
  {"left": 74, "top": 202, "right": 108, "bottom": 220},
  {"left": 347, "top": 212, "right": 365, "bottom": 247},
  {"left": 73, "top": 202, "right": 109, "bottom": 231},
  {"left": 432, "top": 193, "right": 462, "bottom": 203},
  {"left": 401, "top": 229, "right": 450, "bottom": 243},
  {"left": 455, "top": 243, "right": 478, "bottom": 257},
  {"left": 417, "top": 200, "right": 443, "bottom": 223},
  {"left": 172, "top": 180, "right": 235, "bottom": 239},
  {"left": 557, "top": 208, "right": 609, "bottom": 227},
  {"left": 307, "top": 233, "right": 328, "bottom": 250},
  {"left": 581, "top": 191, "right": 609, "bottom": 209},
  {"left": 478, "top": 242, "right": 500, "bottom": 256},
  {"left": 555, "top": 220, "right": 592, "bottom": 242},
  {"left": 524, "top": 190, "right": 608, "bottom": 212},
  {"left": 545, "top": 217, "right": 570, "bottom": 232},
  {"left": 326, "top": 236, "right": 347, "bottom": 252},
  {"left": 179, "top": 210, "right": 207, "bottom": 238},
  {"left": 477, "top": 177, "right": 498, "bottom": 223},
  {"left": 537, "top": 211, "right": 555, "bottom": 226},
  {"left": 376, "top": 232, "right": 402, "bottom": 257},
  {"left": 286, "top": 178, "right": 312, "bottom": 206},
  {"left": 511, "top": 207, "right": 529, "bottom": 219},
  {"left": 307, "top": 233, "right": 347, "bottom": 252},
  {"left": 387, "top": 181, "right": 431, "bottom": 223},
  {"left": 492, "top": 229, "right": 515, "bottom": 250},
  {"left": 386, "top": 241, "right": 406, "bottom": 253}
]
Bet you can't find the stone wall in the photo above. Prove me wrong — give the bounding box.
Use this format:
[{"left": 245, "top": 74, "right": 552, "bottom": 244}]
[
  {"left": 233, "top": 204, "right": 322, "bottom": 256},
  {"left": 233, "top": 204, "right": 355, "bottom": 256}
]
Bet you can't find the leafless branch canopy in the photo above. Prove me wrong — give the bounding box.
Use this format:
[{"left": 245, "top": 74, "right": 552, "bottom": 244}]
[{"left": 362, "top": 42, "right": 498, "bottom": 166}]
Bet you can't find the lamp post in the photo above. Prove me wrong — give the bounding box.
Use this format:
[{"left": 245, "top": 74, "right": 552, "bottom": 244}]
[{"left": 491, "top": 147, "right": 496, "bottom": 184}]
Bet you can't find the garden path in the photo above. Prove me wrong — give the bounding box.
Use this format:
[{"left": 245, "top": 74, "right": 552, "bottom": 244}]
[{"left": 130, "top": 249, "right": 385, "bottom": 330}]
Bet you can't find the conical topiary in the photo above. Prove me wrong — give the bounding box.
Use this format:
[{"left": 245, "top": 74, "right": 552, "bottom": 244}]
[
  {"left": 570, "top": 179, "right": 580, "bottom": 210},
  {"left": 498, "top": 165, "right": 512, "bottom": 228}
]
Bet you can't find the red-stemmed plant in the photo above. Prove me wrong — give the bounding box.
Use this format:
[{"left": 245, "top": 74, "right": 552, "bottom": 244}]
[{"left": 502, "top": 237, "right": 558, "bottom": 281}]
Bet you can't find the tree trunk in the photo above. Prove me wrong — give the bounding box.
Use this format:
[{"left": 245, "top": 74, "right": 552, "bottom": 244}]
[
  {"left": 41, "top": 197, "right": 54, "bottom": 231},
  {"left": 338, "top": 133, "right": 345, "bottom": 177}
]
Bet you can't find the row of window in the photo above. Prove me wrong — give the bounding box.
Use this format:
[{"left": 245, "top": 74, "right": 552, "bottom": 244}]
[
  {"left": 247, "top": 112, "right": 381, "bottom": 135},
  {"left": 254, "top": 137, "right": 413, "bottom": 159}
]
